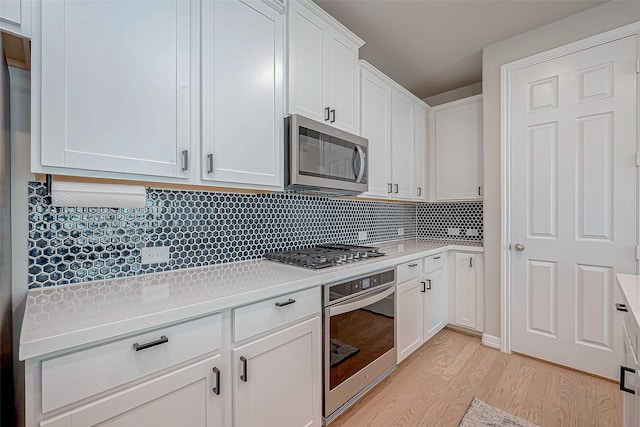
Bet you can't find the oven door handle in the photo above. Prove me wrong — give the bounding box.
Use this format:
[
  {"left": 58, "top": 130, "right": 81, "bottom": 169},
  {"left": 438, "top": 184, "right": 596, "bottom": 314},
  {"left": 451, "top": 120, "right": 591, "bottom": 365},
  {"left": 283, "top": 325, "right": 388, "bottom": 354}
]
[{"left": 328, "top": 285, "right": 395, "bottom": 317}]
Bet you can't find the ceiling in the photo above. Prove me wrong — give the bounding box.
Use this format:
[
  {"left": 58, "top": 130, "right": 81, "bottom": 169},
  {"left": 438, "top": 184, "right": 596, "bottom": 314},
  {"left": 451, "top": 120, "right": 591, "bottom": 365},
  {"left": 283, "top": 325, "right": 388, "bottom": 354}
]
[{"left": 315, "top": 0, "right": 605, "bottom": 99}]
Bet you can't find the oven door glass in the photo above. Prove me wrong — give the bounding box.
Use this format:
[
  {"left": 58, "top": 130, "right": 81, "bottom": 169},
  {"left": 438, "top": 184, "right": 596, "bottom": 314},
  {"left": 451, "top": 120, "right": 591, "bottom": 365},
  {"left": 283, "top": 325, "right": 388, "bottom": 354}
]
[
  {"left": 298, "top": 126, "right": 367, "bottom": 184},
  {"left": 327, "top": 285, "right": 395, "bottom": 391}
]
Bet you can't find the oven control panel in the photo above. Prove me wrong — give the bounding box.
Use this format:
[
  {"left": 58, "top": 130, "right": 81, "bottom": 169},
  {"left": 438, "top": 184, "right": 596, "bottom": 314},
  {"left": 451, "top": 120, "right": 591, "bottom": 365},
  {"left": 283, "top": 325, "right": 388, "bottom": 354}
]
[{"left": 326, "top": 269, "right": 395, "bottom": 303}]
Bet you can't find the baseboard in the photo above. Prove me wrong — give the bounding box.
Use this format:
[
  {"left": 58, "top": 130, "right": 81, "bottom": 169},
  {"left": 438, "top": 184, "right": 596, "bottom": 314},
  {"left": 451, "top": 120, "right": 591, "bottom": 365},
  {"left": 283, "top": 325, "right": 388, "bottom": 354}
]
[{"left": 481, "top": 333, "right": 501, "bottom": 350}]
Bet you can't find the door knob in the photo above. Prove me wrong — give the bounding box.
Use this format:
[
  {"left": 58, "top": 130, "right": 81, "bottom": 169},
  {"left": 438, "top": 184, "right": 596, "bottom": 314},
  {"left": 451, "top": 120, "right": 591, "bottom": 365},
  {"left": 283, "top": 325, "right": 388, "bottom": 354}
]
[{"left": 514, "top": 243, "right": 525, "bottom": 251}]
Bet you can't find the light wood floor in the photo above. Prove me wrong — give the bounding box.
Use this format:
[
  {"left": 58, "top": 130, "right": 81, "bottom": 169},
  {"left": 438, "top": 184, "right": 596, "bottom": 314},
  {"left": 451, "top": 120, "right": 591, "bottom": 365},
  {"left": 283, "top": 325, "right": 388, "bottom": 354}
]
[{"left": 331, "top": 328, "right": 622, "bottom": 427}]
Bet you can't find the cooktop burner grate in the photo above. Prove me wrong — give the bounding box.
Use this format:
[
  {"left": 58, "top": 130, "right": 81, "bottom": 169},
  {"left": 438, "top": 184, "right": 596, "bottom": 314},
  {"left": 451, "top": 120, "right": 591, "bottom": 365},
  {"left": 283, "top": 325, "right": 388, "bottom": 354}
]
[{"left": 265, "top": 244, "right": 385, "bottom": 270}]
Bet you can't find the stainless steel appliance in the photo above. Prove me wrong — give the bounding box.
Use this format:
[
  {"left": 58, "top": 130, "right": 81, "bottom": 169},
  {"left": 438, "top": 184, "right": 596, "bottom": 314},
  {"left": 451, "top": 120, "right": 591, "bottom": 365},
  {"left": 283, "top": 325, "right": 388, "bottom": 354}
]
[
  {"left": 323, "top": 269, "right": 396, "bottom": 424},
  {"left": 285, "top": 114, "right": 368, "bottom": 197},
  {"left": 265, "top": 244, "right": 385, "bottom": 270}
]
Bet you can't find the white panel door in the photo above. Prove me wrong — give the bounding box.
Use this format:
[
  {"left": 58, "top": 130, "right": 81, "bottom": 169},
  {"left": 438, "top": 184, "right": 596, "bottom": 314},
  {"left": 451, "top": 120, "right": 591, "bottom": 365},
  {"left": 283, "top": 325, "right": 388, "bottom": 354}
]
[
  {"left": 390, "top": 90, "right": 415, "bottom": 200},
  {"left": 287, "top": 1, "right": 326, "bottom": 123},
  {"left": 455, "top": 253, "right": 476, "bottom": 329},
  {"left": 414, "top": 103, "right": 427, "bottom": 201},
  {"left": 233, "top": 317, "right": 322, "bottom": 427},
  {"left": 41, "top": 355, "right": 224, "bottom": 427},
  {"left": 360, "top": 68, "right": 391, "bottom": 198},
  {"left": 396, "top": 278, "right": 424, "bottom": 363},
  {"left": 40, "top": 0, "right": 192, "bottom": 178},
  {"left": 423, "top": 268, "right": 447, "bottom": 342},
  {"left": 326, "top": 30, "right": 359, "bottom": 134},
  {"left": 201, "top": 0, "right": 283, "bottom": 187},
  {"left": 434, "top": 98, "right": 482, "bottom": 200},
  {"left": 510, "top": 35, "right": 637, "bottom": 379}
]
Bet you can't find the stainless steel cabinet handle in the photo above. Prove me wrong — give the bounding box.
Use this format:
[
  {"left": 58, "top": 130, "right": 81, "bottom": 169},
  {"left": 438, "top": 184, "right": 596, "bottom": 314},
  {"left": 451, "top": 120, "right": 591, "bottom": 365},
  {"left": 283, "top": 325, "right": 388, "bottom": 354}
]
[
  {"left": 421, "top": 281, "right": 426, "bottom": 293},
  {"left": 207, "top": 154, "right": 214, "bottom": 174},
  {"left": 514, "top": 243, "right": 525, "bottom": 251},
  {"left": 433, "top": 256, "right": 441, "bottom": 260},
  {"left": 394, "top": 184, "right": 398, "bottom": 194},
  {"left": 212, "top": 367, "right": 221, "bottom": 395},
  {"left": 133, "top": 335, "right": 168, "bottom": 352},
  {"left": 240, "top": 356, "right": 248, "bottom": 382},
  {"left": 181, "top": 150, "right": 189, "bottom": 171},
  {"left": 387, "top": 183, "right": 392, "bottom": 193},
  {"left": 275, "top": 298, "right": 296, "bottom": 307},
  {"left": 408, "top": 263, "right": 418, "bottom": 268},
  {"left": 621, "top": 366, "right": 636, "bottom": 394},
  {"left": 417, "top": 187, "right": 422, "bottom": 196},
  {"left": 426, "top": 279, "right": 431, "bottom": 290},
  {"left": 325, "top": 107, "right": 330, "bottom": 121},
  {"left": 330, "top": 109, "right": 336, "bottom": 123}
]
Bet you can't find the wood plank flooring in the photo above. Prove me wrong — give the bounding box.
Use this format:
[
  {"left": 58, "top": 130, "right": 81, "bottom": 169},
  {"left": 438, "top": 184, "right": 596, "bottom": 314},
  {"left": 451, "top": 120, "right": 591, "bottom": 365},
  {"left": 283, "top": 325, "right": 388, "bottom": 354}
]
[{"left": 331, "top": 329, "right": 622, "bottom": 427}]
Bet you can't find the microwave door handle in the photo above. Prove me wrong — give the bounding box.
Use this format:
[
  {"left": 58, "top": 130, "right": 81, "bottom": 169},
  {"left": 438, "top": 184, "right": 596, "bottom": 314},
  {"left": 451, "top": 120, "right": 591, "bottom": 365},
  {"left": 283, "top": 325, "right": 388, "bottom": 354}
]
[
  {"left": 354, "top": 145, "right": 366, "bottom": 183},
  {"left": 329, "top": 285, "right": 395, "bottom": 317}
]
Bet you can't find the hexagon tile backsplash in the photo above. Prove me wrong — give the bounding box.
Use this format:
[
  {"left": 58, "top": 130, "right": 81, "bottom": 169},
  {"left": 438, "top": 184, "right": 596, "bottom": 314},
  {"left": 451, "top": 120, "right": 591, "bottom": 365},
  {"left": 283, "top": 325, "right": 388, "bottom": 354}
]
[{"left": 27, "top": 181, "right": 482, "bottom": 288}]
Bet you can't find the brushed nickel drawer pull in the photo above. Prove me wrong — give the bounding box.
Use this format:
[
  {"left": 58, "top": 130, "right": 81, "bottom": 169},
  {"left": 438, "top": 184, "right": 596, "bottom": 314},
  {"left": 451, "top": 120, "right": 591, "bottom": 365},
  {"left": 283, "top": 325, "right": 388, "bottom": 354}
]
[
  {"left": 275, "top": 298, "right": 296, "bottom": 307},
  {"left": 133, "top": 335, "right": 168, "bottom": 352}
]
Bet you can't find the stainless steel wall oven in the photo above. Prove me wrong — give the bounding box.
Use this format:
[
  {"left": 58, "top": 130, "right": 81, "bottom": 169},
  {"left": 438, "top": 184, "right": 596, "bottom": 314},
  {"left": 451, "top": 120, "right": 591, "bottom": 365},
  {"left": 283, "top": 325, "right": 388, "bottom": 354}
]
[{"left": 322, "top": 268, "right": 396, "bottom": 423}]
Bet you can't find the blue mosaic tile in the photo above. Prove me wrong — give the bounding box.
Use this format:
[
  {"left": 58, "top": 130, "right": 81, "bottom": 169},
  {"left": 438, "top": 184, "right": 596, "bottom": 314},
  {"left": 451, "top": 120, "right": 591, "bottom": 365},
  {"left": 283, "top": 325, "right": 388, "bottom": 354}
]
[{"left": 417, "top": 202, "right": 483, "bottom": 241}]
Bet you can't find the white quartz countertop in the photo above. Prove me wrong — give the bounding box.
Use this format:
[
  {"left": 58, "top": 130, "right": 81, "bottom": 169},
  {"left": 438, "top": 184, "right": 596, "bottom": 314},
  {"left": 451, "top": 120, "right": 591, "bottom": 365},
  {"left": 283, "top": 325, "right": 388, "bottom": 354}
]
[
  {"left": 20, "top": 239, "right": 482, "bottom": 360},
  {"left": 617, "top": 274, "right": 640, "bottom": 328}
]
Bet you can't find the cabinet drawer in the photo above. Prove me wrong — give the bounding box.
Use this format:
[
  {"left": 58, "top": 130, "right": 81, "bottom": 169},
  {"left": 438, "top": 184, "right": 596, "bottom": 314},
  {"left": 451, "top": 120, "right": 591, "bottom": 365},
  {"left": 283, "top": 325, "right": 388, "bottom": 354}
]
[
  {"left": 423, "top": 252, "right": 446, "bottom": 274},
  {"left": 41, "top": 313, "right": 222, "bottom": 413},
  {"left": 233, "top": 287, "right": 320, "bottom": 342},
  {"left": 397, "top": 259, "right": 422, "bottom": 284}
]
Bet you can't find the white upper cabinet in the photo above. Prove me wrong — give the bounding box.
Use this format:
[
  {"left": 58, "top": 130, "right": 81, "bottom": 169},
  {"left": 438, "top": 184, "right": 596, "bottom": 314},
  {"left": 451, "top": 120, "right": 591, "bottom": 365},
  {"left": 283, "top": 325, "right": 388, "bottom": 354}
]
[
  {"left": 287, "top": 0, "right": 363, "bottom": 134},
  {"left": 35, "top": 0, "right": 193, "bottom": 179},
  {"left": 360, "top": 67, "right": 391, "bottom": 198},
  {"left": 201, "top": 0, "right": 283, "bottom": 188},
  {"left": 1, "top": 0, "right": 30, "bottom": 37},
  {"left": 430, "top": 95, "right": 483, "bottom": 201},
  {"left": 414, "top": 104, "right": 427, "bottom": 201},
  {"left": 390, "top": 90, "right": 415, "bottom": 200},
  {"left": 32, "top": 0, "right": 285, "bottom": 190},
  {"left": 359, "top": 61, "right": 428, "bottom": 202}
]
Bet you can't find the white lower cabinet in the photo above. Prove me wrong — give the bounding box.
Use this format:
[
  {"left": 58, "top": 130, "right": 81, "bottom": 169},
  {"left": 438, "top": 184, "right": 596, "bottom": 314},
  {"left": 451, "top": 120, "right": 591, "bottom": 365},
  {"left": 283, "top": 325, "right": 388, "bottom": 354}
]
[
  {"left": 450, "top": 252, "right": 484, "bottom": 332},
  {"left": 396, "top": 255, "right": 449, "bottom": 364},
  {"left": 233, "top": 316, "right": 322, "bottom": 427},
  {"left": 40, "top": 354, "right": 224, "bottom": 427},
  {"left": 423, "top": 268, "right": 447, "bottom": 342},
  {"left": 620, "top": 305, "right": 640, "bottom": 427},
  {"left": 396, "top": 277, "right": 424, "bottom": 363}
]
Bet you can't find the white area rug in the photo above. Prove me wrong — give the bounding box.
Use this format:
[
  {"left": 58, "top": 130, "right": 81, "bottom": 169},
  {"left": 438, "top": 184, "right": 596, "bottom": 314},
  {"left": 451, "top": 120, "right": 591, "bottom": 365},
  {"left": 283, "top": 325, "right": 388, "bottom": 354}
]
[{"left": 458, "top": 398, "right": 540, "bottom": 427}]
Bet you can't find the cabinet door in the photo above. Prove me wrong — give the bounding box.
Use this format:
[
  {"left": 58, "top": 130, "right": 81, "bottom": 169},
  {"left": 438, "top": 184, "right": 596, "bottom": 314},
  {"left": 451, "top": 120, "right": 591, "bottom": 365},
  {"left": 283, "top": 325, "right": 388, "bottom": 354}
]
[
  {"left": 360, "top": 68, "right": 391, "bottom": 199},
  {"left": 455, "top": 253, "right": 476, "bottom": 329},
  {"left": 287, "top": 0, "right": 326, "bottom": 123},
  {"left": 233, "top": 317, "right": 322, "bottom": 427},
  {"left": 1, "top": 0, "right": 29, "bottom": 37},
  {"left": 39, "top": 0, "right": 192, "bottom": 179},
  {"left": 414, "top": 103, "right": 427, "bottom": 201},
  {"left": 622, "top": 321, "right": 639, "bottom": 427},
  {"left": 41, "top": 355, "right": 224, "bottom": 427},
  {"left": 201, "top": 0, "right": 283, "bottom": 187},
  {"left": 423, "top": 268, "right": 447, "bottom": 342},
  {"left": 396, "top": 278, "right": 424, "bottom": 363},
  {"left": 390, "top": 90, "right": 415, "bottom": 200},
  {"left": 434, "top": 98, "right": 482, "bottom": 200},
  {"left": 326, "top": 29, "right": 359, "bottom": 134}
]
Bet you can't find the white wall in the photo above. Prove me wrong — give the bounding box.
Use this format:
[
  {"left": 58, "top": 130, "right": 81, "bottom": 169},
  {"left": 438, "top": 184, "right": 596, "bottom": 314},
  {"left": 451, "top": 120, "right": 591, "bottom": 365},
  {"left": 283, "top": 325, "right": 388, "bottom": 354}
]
[
  {"left": 482, "top": 1, "right": 640, "bottom": 338},
  {"left": 423, "top": 82, "right": 482, "bottom": 107},
  {"left": 9, "top": 66, "right": 30, "bottom": 427}
]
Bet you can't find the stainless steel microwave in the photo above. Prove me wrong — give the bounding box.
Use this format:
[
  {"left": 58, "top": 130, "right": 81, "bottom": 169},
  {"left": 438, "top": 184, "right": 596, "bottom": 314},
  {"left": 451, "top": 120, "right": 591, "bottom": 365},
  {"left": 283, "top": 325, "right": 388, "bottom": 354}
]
[{"left": 285, "top": 114, "right": 368, "bottom": 197}]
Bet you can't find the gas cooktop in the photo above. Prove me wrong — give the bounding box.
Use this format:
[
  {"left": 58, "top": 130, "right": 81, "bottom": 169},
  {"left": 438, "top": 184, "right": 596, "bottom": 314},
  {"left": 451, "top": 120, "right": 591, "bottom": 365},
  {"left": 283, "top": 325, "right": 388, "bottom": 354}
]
[{"left": 265, "top": 244, "right": 386, "bottom": 270}]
